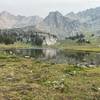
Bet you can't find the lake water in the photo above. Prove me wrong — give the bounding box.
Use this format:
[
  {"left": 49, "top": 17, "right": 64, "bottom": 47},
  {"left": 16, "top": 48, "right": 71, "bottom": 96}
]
[{"left": 3, "top": 48, "right": 100, "bottom": 66}]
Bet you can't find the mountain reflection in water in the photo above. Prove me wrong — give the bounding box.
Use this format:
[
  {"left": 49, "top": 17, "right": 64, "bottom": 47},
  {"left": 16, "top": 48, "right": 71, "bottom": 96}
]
[{"left": 3, "top": 48, "right": 100, "bottom": 66}]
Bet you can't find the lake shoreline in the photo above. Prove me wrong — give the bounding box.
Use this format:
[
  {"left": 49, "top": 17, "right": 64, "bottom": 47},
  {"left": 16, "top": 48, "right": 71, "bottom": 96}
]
[{"left": 0, "top": 42, "right": 100, "bottom": 53}]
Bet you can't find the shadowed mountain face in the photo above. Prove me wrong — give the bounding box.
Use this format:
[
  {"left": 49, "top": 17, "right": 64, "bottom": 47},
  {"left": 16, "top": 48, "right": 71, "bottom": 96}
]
[{"left": 0, "top": 7, "right": 100, "bottom": 39}]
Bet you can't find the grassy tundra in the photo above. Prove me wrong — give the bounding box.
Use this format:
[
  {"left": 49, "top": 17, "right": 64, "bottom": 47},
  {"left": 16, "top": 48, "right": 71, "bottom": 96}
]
[
  {"left": 50, "top": 39, "right": 100, "bottom": 52},
  {"left": 0, "top": 51, "right": 100, "bottom": 100}
]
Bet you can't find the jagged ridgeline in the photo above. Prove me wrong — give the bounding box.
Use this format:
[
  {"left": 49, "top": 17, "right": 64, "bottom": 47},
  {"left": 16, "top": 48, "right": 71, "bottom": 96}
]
[
  {"left": 0, "top": 7, "right": 100, "bottom": 44},
  {"left": 0, "top": 28, "right": 57, "bottom": 45}
]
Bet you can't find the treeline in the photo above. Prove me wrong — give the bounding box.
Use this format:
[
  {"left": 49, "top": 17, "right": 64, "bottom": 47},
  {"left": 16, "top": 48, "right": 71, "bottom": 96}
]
[
  {"left": 0, "top": 34, "right": 16, "bottom": 45},
  {"left": 0, "top": 29, "right": 46, "bottom": 45},
  {"left": 0, "top": 33, "right": 43, "bottom": 45},
  {"left": 66, "top": 34, "right": 85, "bottom": 40},
  {"left": 66, "top": 33, "right": 91, "bottom": 44}
]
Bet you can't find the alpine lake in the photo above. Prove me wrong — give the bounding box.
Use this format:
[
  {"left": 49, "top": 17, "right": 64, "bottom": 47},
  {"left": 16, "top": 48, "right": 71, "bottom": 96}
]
[{"left": 2, "top": 48, "right": 100, "bottom": 66}]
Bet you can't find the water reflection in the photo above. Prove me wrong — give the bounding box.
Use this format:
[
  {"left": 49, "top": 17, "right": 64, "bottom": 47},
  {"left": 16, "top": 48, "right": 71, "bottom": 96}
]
[
  {"left": 3, "top": 48, "right": 100, "bottom": 66},
  {"left": 5, "top": 48, "right": 57, "bottom": 59},
  {"left": 43, "top": 49, "right": 57, "bottom": 59}
]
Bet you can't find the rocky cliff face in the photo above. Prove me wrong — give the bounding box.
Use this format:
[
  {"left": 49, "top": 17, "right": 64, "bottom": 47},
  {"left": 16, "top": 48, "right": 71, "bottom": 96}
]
[{"left": 35, "top": 11, "right": 81, "bottom": 39}]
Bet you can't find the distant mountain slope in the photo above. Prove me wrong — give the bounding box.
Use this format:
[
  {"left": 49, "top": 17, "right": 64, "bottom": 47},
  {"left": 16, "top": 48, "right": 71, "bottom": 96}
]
[
  {"left": 35, "top": 7, "right": 100, "bottom": 39},
  {"left": 36, "top": 7, "right": 100, "bottom": 39},
  {"left": 0, "top": 11, "right": 43, "bottom": 29},
  {"left": 0, "top": 11, "right": 17, "bottom": 29},
  {"left": 66, "top": 7, "right": 100, "bottom": 33},
  {"left": 15, "top": 16, "right": 43, "bottom": 28},
  {"left": 0, "top": 7, "right": 100, "bottom": 39}
]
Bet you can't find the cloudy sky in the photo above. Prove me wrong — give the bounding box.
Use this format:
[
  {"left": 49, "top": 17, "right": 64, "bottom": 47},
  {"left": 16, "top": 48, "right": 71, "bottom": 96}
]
[{"left": 0, "top": 0, "right": 100, "bottom": 17}]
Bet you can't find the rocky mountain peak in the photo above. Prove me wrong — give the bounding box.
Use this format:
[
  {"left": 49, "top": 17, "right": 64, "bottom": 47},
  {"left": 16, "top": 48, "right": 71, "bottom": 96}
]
[
  {"left": 67, "top": 12, "right": 75, "bottom": 16},
  {"left": 0, "top": 11, "right": 15, "bottom": 18},
  {"left": 48, "top": 11, "right": 62, "bottom": 16},
  {"left": 0, "top": 11, "right": 43, "bottom": 29},
  {"left": 45, "top": 11, "right": 63, "bottom": 20},
  {"left": 44, "top": 11, "right": 65, "bottom": 26}
]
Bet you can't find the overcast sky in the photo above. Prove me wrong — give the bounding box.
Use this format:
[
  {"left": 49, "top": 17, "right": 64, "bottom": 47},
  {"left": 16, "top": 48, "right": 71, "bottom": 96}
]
[{"left": 0, "top": 0, "right": 100, "bottom": 17}]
